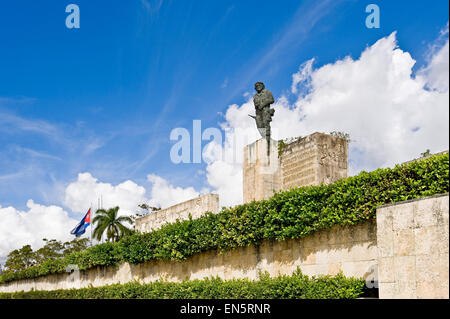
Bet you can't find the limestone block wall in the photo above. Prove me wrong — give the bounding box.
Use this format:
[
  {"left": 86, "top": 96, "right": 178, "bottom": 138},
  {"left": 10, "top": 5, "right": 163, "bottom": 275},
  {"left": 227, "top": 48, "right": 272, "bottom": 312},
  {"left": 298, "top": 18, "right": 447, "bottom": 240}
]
[
  {"left": 0, "top": 220, "right": 377, "bottom": 293},
  {"left": 376, "top": 194, "right": 449, "bottom": 299},
  {"left": 279, "top": 132, "right": 348, "bottom": 189},
  {"left": 135, "top": 194, "right": 219, "bottom": 233}
]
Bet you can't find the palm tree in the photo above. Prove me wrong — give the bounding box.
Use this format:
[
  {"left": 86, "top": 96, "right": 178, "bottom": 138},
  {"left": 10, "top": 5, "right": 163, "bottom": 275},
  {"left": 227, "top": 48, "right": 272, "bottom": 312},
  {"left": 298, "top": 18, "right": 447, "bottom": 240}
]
[{"left": 92, "top": 207, "right": 133, "bottom": 242}]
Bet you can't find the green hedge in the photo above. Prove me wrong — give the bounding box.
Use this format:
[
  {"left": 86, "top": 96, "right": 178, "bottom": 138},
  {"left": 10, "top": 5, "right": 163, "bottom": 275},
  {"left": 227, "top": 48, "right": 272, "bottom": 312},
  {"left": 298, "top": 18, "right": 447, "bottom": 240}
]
[
  {"left": 0, "top": 153, "right": 448, "bottom": 284},
  {"left": 0, "top": 269, "right": 366, "bottom": 299}
]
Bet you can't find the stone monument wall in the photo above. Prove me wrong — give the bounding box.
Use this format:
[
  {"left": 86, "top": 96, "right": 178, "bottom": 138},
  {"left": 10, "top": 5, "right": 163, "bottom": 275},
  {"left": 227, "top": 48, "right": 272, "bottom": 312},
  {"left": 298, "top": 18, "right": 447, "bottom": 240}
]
[
  {"left": 376, "top": 193, "right": 449, "bottom": 299},
  {"left": 243, "top": 132, "right": 348, "bottom": 204},
  {"left": 135, "top": 193, "right": 219, "bottom": 233},
  {"left": 279, "top": 132, "right": 348, "bottom": 190}
]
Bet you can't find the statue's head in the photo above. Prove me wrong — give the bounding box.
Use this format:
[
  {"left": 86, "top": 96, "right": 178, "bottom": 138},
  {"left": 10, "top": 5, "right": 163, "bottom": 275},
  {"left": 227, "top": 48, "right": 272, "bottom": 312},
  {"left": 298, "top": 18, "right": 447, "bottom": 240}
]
[{"left": 254, "top": 82, "right": 265, "bottom": 93}]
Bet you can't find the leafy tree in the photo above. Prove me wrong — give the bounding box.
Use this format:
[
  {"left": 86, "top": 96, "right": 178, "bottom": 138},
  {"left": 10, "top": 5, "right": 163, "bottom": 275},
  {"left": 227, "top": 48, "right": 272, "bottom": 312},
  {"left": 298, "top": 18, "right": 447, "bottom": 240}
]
[
  {"left": 34, "top": 239, "right": 65, "bottom": 264},
  {"left": 93, "top": 207, "right": 133, "bottom": 242},
  {"left": 421, "top": 149, "right": 431, "bottom": 157},
  {"left": 62, "top": 238, "right": 90, "bottom": 256},
  {"left": 138, "top": 203, "right": 160, "bottom": 216},
  {"left": 35, "top": 238, "right": 91, "bottom": 264},
  {"left": 4, "top": 245, "right": 35, "bottom": 272},
  {"left": 130, "top": 204, "right": 161, "bottom": 226},
  {"left": 3, "top": 238, "right": 91, "bottom": 273}
]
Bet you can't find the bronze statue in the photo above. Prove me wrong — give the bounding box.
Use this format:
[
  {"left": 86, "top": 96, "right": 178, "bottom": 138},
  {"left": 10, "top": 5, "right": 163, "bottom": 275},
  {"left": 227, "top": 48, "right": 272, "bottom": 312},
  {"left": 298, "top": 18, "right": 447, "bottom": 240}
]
[{"left": 249, "top": 82, "right": 275, "bottom": 155}]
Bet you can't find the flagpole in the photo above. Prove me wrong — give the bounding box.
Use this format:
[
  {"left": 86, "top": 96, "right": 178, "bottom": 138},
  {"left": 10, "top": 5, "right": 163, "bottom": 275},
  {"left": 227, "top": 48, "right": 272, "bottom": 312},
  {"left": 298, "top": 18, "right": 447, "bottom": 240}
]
[
  {"left": 90, "top": 202, "right": 93, "bottom": 247},
  {"left": 98, "top": 197, "right": 101, "bottom": 243}
]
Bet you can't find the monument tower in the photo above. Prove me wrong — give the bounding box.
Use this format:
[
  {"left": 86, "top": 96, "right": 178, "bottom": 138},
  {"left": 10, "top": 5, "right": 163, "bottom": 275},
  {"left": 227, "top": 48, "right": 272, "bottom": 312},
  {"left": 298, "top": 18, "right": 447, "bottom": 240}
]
[{"left": 244, "top": 82, "right": 349, "bottom": 203}]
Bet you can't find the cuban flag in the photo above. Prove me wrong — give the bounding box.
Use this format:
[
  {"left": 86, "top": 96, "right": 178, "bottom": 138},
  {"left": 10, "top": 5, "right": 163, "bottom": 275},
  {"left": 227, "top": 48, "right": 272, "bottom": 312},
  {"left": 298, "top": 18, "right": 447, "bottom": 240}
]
[{"left": 70, "top": 208, "right": 91, "bottom": 237}]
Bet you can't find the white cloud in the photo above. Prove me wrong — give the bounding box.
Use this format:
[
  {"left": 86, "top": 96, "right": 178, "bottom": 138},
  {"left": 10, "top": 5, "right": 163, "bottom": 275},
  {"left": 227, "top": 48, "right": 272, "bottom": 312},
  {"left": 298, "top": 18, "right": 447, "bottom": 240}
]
[
  {"left": 64, "top": 172, "right": 147, "bottom": 216},
  {"left": 291, "top": 58, "right": 314, "bottom": 94},
  {"left": 202, "top": 99, "right": 261, "bottom": 207},
  {"left": 0, "top": 172, "right": 205, "bottom": 258},
  {"left": 204, "top": 29, "right": 449, "bottom": 205},
  {"left": 221, "top": 78, "right": 229, "bottom": 89},
  {"left": 140, "top": 0, "right": 163, "bottom": 13},
  {"left": 287, "top": 31, "right": 449, "bottom": 173},
  {"left": 0, "top": 112, "right": 60, "bottom": 139},
  {"left": 63, "top": 172, "right": 209, "bottom": 213},
  {"left": 0, "top": 172, "right": 151, "bottom": 257},
  {"left": 417, "top": 24, "right": 449, "bottom": 93},
  {"left": 0, "top": 201, "right": 77, "bottom": 258},
  {"left": 147, "top": 174, "right": 201, "bottom": 209}
]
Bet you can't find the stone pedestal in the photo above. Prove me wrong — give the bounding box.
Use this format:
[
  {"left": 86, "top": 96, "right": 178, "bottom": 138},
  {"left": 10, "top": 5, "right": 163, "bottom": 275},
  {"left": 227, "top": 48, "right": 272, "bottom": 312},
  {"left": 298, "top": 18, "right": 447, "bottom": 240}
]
[
  {"left": 243, "top": 132, "right": 348, "bottom": 203},
  {"left": 243, "top": 138, "right": 281, "bottom": 203}
]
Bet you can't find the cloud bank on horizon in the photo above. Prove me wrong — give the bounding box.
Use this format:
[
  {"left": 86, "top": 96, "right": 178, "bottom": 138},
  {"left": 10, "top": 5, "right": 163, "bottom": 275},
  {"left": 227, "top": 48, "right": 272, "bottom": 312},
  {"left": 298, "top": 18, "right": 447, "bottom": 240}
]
[{"left": 0, "top": 29, "right": 448, "bottom": 258}]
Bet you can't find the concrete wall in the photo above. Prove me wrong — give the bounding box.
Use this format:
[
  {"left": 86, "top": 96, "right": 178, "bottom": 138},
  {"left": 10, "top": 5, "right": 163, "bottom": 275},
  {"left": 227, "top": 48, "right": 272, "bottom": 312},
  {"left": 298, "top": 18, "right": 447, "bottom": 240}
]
[
  {"left": 377, "top": 194, "right": 449, "bottom": 299},
  {"left": 0, "top": 220, "right": 377, "bottom": 293},
  {"left": 135, "top": 194, "right": 219, "bottom": 233}
]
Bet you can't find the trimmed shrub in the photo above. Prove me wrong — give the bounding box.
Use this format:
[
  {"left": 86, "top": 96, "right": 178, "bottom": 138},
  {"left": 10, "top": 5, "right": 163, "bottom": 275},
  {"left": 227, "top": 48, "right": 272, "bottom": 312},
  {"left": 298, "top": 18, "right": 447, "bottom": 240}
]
[{"left": 0, "top": 269, "right": 366, "bottom": 299}]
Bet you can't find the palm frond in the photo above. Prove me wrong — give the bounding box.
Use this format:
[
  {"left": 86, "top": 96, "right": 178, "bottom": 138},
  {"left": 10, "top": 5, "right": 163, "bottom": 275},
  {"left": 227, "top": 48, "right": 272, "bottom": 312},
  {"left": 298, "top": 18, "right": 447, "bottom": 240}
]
[{"left": 92, "top": 206, "right": 133, "bottom": 242}]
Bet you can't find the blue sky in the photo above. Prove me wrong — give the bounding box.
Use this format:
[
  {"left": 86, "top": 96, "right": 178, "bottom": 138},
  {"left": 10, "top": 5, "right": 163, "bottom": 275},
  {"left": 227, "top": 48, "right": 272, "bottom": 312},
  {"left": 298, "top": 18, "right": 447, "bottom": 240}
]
[{"left": 0, "top": 0, "right": 448, "bottom": 216}]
